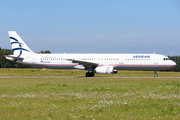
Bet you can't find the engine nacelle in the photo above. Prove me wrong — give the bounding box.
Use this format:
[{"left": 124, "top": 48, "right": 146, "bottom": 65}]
[{"left": 94, "top": 66, "right": 118, "bottom": 74}]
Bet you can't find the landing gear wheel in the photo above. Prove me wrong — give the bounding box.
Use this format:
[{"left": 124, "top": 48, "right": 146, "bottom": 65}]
[
  {"left": 154, "top": 74, "right": 158, "bottom": 77},
  {"left": 86, "top": 72, "right": 95, "bottom": 77},
  {"left": 90, "top": 72, "right": 94, "bottom": 77},
  {"left": 86, "top": 72, "right": 90, "bottom": 77}
]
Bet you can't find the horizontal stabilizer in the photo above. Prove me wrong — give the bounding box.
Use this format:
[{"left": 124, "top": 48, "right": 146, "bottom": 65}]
[{"left": 4, "top": 55, "right": 24, "bottom": 60}]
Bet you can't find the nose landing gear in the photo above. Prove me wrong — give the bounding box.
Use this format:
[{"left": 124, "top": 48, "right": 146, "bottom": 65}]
[{"left": 154, "top": 69, "right": 158, "bottom": 77}]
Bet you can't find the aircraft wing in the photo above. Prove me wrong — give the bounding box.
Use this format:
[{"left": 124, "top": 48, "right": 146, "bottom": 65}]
[{"left": 67, "top": 59, "right": 99, "bottom": 67}]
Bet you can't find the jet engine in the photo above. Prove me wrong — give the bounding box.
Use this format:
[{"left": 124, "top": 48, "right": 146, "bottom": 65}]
[{"left": 94, "top": 66, "right": 118, "bottom": 74}]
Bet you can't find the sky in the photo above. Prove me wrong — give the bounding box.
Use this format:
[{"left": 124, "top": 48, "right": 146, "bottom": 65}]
[{"left": 0, "top": 0, "right": 180, "bottom": 56}]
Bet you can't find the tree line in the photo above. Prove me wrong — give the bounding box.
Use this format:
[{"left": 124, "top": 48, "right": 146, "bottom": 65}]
[
  {"left": 0, "top": 47, "right": 179, "bottom": 71},
  {"left": 168, "top": 56, "right": 180, "bottom": 72}
]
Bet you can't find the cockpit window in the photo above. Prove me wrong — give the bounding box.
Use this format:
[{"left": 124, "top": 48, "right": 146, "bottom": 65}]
[{"left": 163, "top": 58, "right": 170, "bottom": 60}]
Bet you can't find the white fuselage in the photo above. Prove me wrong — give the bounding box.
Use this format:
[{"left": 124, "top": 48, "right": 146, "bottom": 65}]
[{"left": 14, "top": 53, "right": 176, "bottom": 71}]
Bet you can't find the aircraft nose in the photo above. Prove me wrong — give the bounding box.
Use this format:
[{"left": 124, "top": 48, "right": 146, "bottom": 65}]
[{"left": 171, "top": 61, "right": 176, "bottom": 66}]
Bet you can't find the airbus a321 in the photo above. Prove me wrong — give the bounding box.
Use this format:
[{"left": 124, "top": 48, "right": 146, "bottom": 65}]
[{"left": 5, "top": 31, "right": 176, "bottom": 77}]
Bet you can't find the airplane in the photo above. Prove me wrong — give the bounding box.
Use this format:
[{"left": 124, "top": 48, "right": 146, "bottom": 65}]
[{"left": 5, "top": 31, "right": 176, "bottom": 77}]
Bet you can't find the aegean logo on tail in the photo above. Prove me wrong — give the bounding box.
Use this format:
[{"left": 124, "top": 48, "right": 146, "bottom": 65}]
[{"left": 10, "top": 37, "right": 30, "bottom": 57}]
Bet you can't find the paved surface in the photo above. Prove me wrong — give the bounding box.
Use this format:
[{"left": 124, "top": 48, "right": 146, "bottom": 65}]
[{"left": 0, "top": 76, "right": 180, "bottom": 78}]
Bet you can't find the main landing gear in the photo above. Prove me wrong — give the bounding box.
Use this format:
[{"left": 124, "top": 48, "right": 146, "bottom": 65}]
[
  {"left": 86, "top": 72, "right": 94, "bottom": 77},
  {"left": 154, "top": 69, "right": 158, "bottom": 77}
]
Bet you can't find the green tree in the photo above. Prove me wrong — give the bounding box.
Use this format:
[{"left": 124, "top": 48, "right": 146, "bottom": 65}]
[
  {"left": 39, "top": 50, "right": 51, "bottom": 54},
  {"left": 168, "top": 56, "right": 180, "bottom": 72}
]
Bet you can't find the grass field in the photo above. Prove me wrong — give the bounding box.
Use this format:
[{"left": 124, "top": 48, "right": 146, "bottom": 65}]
[
  {"left": 0, "top": 69, "right": 180, "bottom": 119},
  {"left": 0, "top": 68, "right": 180, "bottom": 77}
]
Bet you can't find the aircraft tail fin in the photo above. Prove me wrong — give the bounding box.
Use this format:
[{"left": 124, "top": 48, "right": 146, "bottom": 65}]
[{"left": 8, "top": 31, "right": 35, "bottom": 57}]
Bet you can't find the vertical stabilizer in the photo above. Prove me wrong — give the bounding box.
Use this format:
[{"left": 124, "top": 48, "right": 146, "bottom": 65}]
[{"left": 8, "top": 31, "right": 35, "bottom": 57}]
